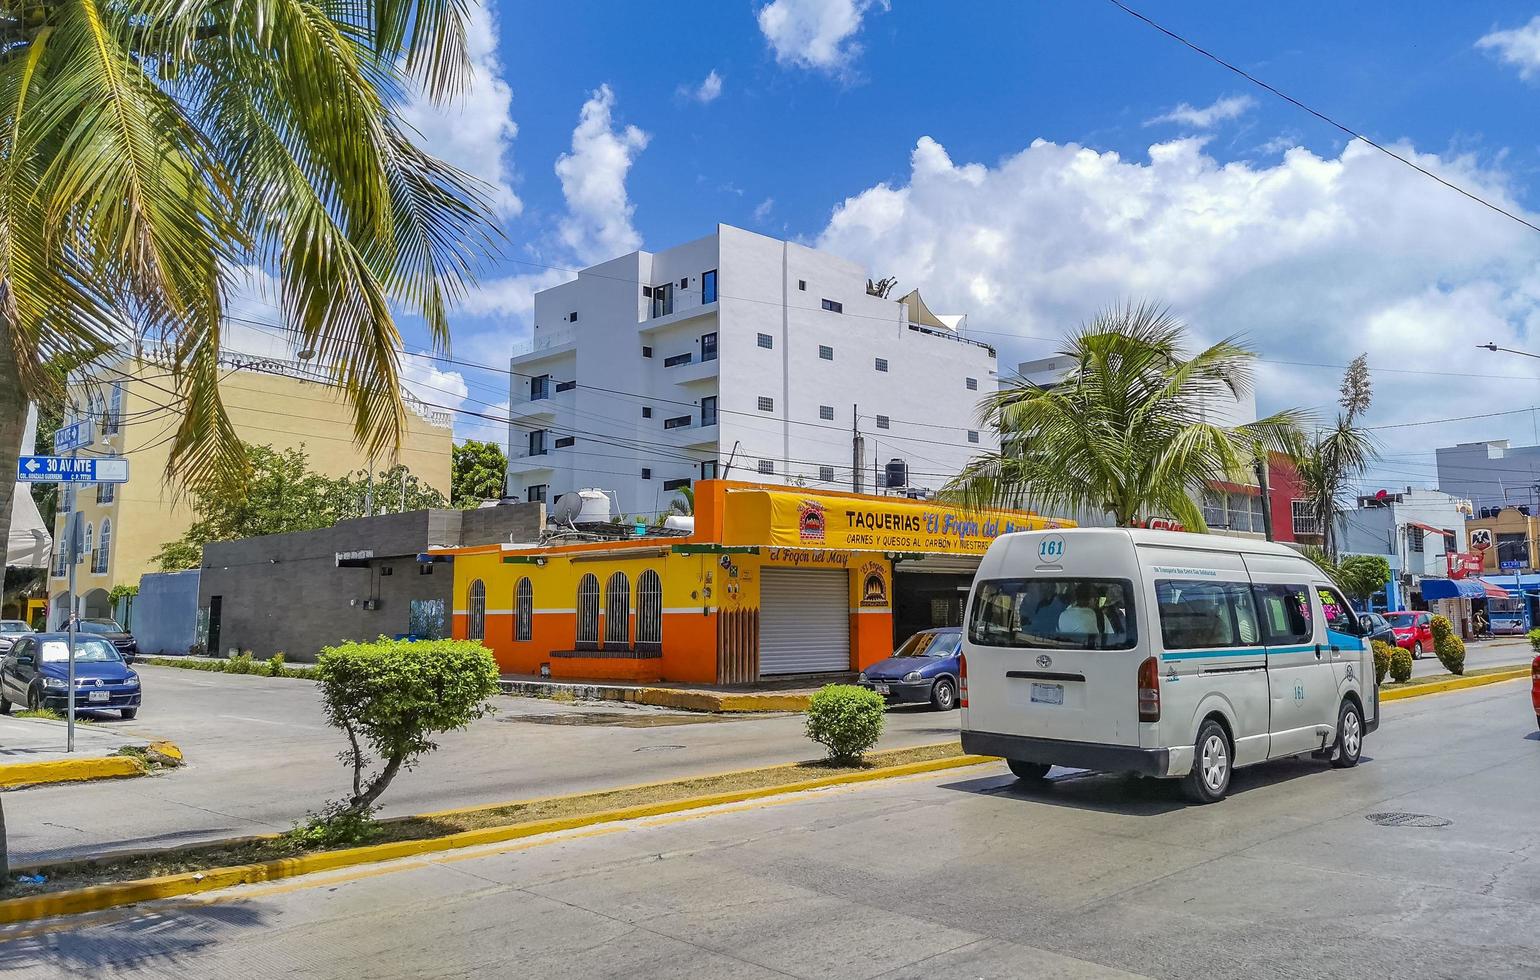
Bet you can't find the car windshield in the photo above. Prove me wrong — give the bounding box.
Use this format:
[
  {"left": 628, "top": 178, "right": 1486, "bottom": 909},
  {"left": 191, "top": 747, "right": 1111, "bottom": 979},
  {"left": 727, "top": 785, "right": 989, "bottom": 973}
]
[
  {"left": 893, "top": 631, "right": 961, "bottom": 658},
  {"left": 1384, "top": 613, "right": 1416, "bottom": 626},
  {"left": 969, "top": 578, "right": 1136, "bottom": 650},
  {"left": 38, "top": 639, "right": 120, "bottom": 663},
  {"left": 0, "top": 621, "right": 29, "bottom": 633},
  {"left": 77, "top": 619, "right": 125, "bottom": 634}
]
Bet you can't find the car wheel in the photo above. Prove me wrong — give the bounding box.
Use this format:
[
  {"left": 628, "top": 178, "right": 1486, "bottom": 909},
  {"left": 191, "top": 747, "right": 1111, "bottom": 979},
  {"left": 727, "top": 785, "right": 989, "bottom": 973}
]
[
  {"left": 120, "top": 708, "right": 137, "bottom": 720},
  {"left": 1413, "top": 641, "right": 1424, "bottom": 660},
  {"left": 0, "top": 695, "right": 9, "bottom": 715},
  {"left": 1331, "top": 700, "right": 1363, "bottom": 769},
  {"left": 930, "top": 677, "right": 957, "bottom": 711},
  {"left": 1007, "top": 759, "right": 1051, "bottom": 781},
  {"left": 1182, "top": 720, "right": 1232, "bottom": 804}
]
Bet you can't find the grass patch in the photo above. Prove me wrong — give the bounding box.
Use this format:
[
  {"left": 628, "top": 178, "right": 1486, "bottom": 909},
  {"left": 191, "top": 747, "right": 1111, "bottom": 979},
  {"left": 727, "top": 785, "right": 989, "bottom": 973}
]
[
  {"left": 11, "top": 708, "right": 94, "bottom": 725},
  {"left": 2, "top": 741, "right": 966, "bottom": 898},
  {"left": 1381, "top": 662, "right": 1529, "bottom": 691},
  {"left": 111, "top": 744, "right": 183, "bottom": 773},
  {"left": 143, "top": 656, "right": 318, "bottom": 680}
]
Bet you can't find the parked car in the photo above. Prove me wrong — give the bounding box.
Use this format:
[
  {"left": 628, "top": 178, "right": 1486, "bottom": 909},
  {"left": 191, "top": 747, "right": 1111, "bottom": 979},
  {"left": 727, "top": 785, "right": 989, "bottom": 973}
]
[
  {"left": 0, "top": 620, "right": 32, "bottom": 654},
  {"left": 1358, "top": 612, "right": 1396, "bottom": 647},
  {"left": 0, "top": 633, "right": 141, "bottom": 718},
  {"left": 75, "top": 617, "right": 137, "bottom": 663},
  {"left": 858, "top": 627, "right": 963, "bottom": 710},
  {"left": 1383, "top": 610, "right": 1434, "bottom": 659}
]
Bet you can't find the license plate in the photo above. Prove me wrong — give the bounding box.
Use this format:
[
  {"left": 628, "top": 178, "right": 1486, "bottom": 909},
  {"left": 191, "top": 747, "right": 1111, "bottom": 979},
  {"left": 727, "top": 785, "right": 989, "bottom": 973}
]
[
  {"left": 88, "top": 690, "right": 110, "bottom": 703},
  {"left": 873, "top": 683, "right": 889, "bottom": 695},
  {"left": 1030, "top": 683, "right": 1063, "bottom": 705}
]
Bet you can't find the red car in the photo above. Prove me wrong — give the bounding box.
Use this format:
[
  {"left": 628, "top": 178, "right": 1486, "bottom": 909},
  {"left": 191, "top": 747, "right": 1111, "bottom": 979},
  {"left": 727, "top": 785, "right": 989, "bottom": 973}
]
[{"left": 1383, "top": 611, "right": 1434, "bottom": 659}]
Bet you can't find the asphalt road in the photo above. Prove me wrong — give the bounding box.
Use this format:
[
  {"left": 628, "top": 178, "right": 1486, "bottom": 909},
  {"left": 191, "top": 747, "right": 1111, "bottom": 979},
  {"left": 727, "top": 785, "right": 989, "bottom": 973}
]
[
  {"left": 3, "top": 678, "right": 1535, "bottom": 978},
  {"left": 4, "top": 665, "right": 964, "bottom": 865},
  {"left": 1408, "top": 636, "right": 1530, "bottom": 677}
]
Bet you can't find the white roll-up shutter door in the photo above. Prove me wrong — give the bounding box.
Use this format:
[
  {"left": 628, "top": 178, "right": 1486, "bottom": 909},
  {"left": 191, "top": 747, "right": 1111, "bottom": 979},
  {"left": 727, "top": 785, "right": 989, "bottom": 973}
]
[{"left": 759, "top": 568, "right": 851, "bottom": 675}]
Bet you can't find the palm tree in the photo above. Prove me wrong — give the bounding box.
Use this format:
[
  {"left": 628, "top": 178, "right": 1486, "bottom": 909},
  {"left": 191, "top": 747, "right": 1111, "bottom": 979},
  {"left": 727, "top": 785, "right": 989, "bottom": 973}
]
[
  {"left": 1293, "top": 355, "right": 1377, "bottom": 559},
  {"left": 946, "top": 303, "right": 1306, "bottom": 529},
  {"left": 0, "top": 0, "right": 496, "bottom": 886},
  {"left": 668, "top": 485, "right": 695, "bottom": 517}
]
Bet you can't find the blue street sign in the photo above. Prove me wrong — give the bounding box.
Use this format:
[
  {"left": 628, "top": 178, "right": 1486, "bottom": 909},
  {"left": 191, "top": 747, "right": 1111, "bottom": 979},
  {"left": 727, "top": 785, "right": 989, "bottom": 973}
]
[
  {"left": 16, "top": 456, "right": 129, "bottom": 483},
  {"left": 1501, "top": 559, "right": 1524, "bottom": 570},
  {"left": 52, "top": 419, "right": 95, "bottom": 454}
]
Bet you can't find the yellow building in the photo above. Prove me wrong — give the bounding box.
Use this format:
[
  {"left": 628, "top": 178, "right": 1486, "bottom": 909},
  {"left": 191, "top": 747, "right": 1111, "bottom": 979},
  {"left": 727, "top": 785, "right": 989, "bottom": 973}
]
[{"left": 47, "top": 353, "right": 454, "bottom": 625}]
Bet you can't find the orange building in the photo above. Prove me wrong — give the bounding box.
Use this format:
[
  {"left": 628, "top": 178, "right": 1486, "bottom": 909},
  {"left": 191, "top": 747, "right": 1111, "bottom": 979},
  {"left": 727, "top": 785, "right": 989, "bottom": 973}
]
[{"left": 443, "top": 481, "right": 1066, "bottom": 685}]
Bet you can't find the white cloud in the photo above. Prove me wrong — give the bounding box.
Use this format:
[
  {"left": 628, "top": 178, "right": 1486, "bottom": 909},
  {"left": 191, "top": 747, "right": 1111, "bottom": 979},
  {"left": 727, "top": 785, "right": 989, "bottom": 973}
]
[
  {"left": 1477, "top": 15, "right": 1540, "bottom": 80},
  {"left": 678, "top": 69, "right": 724, "bottom": 103},
  {"left": 816, "top": 134, "right": 1540, "bottom": 477},
  {"left": 400, "top": 0, "right": 522, "bottom": 217},
  {"left": 554, "top": 84, "right": 651, "bottom": 265},
  {"left": 754, "top": 197, "right": 775, "bottom": 221},
  {"left": 757, "top": 0, "right": 887, "bottom": 74},
  {"left": 1145, "top": 94, "right": 1258, "bottom": 128}
]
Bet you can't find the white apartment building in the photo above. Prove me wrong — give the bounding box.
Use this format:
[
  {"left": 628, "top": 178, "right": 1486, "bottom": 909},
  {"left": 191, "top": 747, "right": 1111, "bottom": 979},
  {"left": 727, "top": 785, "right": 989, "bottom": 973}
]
[{"left": 506, "top": 224, "right": 1000, "bottom": 516}]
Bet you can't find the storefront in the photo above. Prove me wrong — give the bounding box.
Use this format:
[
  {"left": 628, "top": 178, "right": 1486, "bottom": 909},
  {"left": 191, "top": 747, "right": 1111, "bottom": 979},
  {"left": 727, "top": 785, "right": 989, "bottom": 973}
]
[{"left": 443, "top": 481, "right": 1066, "bottom": 685}]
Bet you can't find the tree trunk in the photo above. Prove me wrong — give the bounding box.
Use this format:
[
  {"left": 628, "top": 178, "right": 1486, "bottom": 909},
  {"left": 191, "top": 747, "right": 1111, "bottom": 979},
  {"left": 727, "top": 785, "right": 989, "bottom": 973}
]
[
  {"left": 348, "top": 753, "right": 403, "bottom": 814},
  {"left": 0, "top": 336, "right": 27, "bottom": 885}
]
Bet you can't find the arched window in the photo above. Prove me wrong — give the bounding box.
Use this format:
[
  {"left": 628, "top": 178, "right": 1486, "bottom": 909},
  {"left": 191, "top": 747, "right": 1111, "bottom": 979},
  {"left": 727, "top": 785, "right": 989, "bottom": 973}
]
[
  {"left": 80, "top": 522, "right": 93, "bottom": 565},
  {"left": 636, "top": 569, "right": 662, "bottom": 651},
  {"left": 604, "top": 572, "right": 630, "bottom": 647},
  {"left": 576, "top": 574, "right": 600, "bottom": 648},
  {"left": 106, "top": 383, "right": 123, "bottom": 434},
  {"left": 93, "top": 519, "right": 111, "bottom": 574},
  {"left": 514, "top": 578, "right": 533, "bottom": 641},
  {"left": 467, "top": 579, "right": 486, "bottom": 641}
]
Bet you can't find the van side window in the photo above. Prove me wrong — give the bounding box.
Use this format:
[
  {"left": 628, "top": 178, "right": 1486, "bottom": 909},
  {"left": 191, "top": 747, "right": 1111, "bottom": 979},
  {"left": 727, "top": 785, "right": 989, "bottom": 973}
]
[
  {"left": 1316, "top": 586, "right": 1362, "bottom": 636},
  {"left": 1154, "top": 580, "right": 1261, "bottom": 650},
  {"left": 1251, "top": 584, "right": 1313, "bottom": 644}
]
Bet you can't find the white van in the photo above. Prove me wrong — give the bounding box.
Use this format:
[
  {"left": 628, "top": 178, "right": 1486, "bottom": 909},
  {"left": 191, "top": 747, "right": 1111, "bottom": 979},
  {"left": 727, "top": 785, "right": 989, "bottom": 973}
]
[{"left": 960, "top": 528, "right": 1376, "bottom": 803}]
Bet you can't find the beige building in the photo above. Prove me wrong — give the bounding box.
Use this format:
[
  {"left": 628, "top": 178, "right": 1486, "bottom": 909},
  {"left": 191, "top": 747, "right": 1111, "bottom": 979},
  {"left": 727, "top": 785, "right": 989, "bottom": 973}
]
[
  {"left": 47, "top": 353, "right": 454, "bottom": 626},
  {"left": 1465, "top": 506, "right": 1540, "bottom": 574}
]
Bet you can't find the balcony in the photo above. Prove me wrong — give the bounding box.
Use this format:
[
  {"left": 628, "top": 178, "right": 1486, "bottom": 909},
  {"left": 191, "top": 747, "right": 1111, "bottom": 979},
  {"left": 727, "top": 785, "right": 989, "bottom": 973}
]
[
  {"left": 667, "top": 355, "right": 719, "bottom": 387},
  {"left": 660, "top": 419, "right": 719, "bottom": 451},
  {"left": 505, "top": 453, "right": 556, "bottom": 476},
  {"left": 511, "top": 327, "right": 578, "bottom": 364},
  {"left": 639, "top": 300, "right": 719, "bottom": 336},
  {"left": 507, "top": 390, "right": 566, "bottom": 423}
]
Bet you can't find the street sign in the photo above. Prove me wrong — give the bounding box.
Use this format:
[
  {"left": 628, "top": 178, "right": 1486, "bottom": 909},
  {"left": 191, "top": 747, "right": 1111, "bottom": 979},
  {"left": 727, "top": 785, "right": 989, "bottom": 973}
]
[
  {"left": 1501, "top": 559, "right": 1524, "bottom": 570},
  {"left": 52, "top": 419, "right": 95, "bottom": 454},
  {"left": 16, "top": 456, "right": 129, "bottom": 483}
]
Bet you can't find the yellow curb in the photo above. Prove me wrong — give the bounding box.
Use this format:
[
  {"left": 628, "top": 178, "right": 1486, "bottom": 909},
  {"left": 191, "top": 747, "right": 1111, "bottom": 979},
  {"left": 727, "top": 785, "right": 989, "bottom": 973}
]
[
  {"left": 0, "top": 752, "right": 994, "bottom": 926},
  {"left": 1381, "top": 667, "right": 1530, "bottom": 701},
  {"left": 0, "top": 756, "right": 143, "bottom": 790},
  {"left": 148, "top": 741, "right": 183, "bottom": 763}
]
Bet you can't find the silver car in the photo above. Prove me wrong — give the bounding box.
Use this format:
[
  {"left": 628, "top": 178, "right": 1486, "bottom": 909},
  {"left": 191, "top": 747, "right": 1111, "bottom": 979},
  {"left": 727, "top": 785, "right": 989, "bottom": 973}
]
[{"left": 0, "top": 621, "right": 33, "bottom": 654}]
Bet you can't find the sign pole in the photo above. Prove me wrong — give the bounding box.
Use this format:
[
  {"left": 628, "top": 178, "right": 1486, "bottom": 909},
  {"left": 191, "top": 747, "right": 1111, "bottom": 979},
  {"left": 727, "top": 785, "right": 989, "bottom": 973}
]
[{"left": 65, "top": 436, "right": 77, "bottom": 753}]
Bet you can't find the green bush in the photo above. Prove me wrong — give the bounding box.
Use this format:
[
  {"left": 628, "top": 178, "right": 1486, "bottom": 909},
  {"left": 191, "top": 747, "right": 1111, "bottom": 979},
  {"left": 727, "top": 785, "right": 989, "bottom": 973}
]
[
  {"left": 804, "top": 684, "right": 886, "bottom": 765},
  {"left": 226, "top": 651, "right": 254, "bottom": 675},
  {"left": 280, "top": 803, "right": 380, "bottom": 852},
  {"left": 317, "top": 637, "right": 500, "bottom": 816},
  {"left": 267, "top": 653, "right": 286, "bottom": 677},
  {"left": 1389, "top": 646, "right": 1414, "bottom": 683},
  {"left": 1528, "top": 628, "right": 1540, "bottom": 653},
  {"left": 1429, "top": 614, "right": 1465, "bottom": 675},
  {"left": 1371, "top": 640, "right": 1394, "bottom": 685}
]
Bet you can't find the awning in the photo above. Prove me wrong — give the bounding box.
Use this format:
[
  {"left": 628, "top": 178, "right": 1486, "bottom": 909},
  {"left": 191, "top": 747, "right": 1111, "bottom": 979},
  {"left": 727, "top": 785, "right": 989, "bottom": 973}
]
[
  {"left": 1420, "top": 577, "right": 1506, "bottom": 600},
  {"left": 1406, "top": 520, "right": 1454, "bottom": 537}
]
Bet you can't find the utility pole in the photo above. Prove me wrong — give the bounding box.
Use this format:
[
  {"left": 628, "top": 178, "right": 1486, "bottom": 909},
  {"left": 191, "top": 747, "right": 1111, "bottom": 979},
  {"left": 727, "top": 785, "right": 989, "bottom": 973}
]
[
  {"left": 399, "top": 468, "right": 407, "bottom": 513},
  {"left": 1254, "top": 457, "right": 1274, "bottom": 542},
  {"left": 851, "top": 406, "right": 864, "bottom": 493}
]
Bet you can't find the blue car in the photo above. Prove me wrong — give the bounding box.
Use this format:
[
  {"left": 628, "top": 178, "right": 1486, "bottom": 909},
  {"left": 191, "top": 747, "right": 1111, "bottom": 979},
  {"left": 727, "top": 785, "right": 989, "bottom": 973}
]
[
  {"left": 858, "top": 627, "right": 963, "bottom": 710},
  {"left": 0, "top": 633, "right": 142, "bottom": 718}
]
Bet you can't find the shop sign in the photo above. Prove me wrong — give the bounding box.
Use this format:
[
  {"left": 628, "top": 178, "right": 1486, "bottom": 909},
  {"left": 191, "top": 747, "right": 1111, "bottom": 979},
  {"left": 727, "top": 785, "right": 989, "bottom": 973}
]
[
  {"left": 858, "top": 560, "right": 889, "bottom": 607},
  {"left": 763, "top": 547, "right": 852, "bottom": 568},
  {"left": 1447, "top": 552, "right": 1483, "bottom": 579},
  {"left": 1470, "top": 528, "right": 1493, "bottom": 552}
]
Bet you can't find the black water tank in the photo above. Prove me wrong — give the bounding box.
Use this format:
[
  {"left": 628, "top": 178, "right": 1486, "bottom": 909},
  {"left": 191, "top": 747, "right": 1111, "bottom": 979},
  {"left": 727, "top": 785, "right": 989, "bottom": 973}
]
[{"left": 885, "top": 458, "right": 908, "bottom": 488}]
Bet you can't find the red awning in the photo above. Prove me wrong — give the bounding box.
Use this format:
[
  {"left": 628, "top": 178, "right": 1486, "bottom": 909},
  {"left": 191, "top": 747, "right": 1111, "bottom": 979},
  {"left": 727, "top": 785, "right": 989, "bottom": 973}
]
[
  {"left": 1406, "top": 520, "right": 1454, "bottom": 537},
  {"left": 1482, "top": 580, "right": 1510, "bottom": 599}
]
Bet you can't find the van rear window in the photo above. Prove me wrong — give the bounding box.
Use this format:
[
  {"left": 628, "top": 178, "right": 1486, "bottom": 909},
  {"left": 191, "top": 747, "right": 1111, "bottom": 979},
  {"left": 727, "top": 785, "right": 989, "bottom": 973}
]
[{"left": 968, "top": 578, "right": 1136, "bottom": 650}]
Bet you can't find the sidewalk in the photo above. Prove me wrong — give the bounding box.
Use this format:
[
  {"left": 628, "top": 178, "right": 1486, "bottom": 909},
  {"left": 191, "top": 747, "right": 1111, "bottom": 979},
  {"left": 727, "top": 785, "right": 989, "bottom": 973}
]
[
  {"left": 0, "top": 716, "right": 167, "bottom": 789},
  {"left": 498, "top": 674, "right": 836, "bottom": 712}
]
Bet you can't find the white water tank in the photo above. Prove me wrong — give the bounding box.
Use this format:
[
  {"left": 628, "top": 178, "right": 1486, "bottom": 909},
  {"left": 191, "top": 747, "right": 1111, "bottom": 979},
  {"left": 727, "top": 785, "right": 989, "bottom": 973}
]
[{"left": 663, "top": 515, "right": 694, "bottom": 534}]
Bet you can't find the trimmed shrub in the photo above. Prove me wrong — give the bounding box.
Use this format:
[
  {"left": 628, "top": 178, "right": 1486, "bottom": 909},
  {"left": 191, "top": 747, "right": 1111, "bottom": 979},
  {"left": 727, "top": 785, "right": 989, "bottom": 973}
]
[
  {"left": 267, "top": 653, "right": 286, "bottom": 677},
  {"left": 1371, "top": 640, "right": 1394, "bottom": 685},
  {"left": 1430, "top": 614, "right": 1465, "bottom": 675},
  {"left": 804, "top": 684, "right": 886, "bottom": 765},
  {"left": 1389, "top": 646, "right": 1414, "bottom": 683},
  {"left": 1528, "top": 628, "right": 1540, "bottom": 653},
  {"left": 226, "top": 651, "right": 254, "bottom": 675}
]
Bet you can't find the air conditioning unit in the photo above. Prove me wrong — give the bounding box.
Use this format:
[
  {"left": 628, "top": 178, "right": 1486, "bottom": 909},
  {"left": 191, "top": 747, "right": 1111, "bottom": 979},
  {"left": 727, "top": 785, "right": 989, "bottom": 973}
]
[{"left": 362, "top": 599, "right": 379, "bottom": 611}]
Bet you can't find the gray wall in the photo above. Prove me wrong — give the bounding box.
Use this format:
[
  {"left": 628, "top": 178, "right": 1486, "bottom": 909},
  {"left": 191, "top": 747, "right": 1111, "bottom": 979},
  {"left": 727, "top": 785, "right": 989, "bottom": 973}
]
[
  {"left": 1436, "top": 440, "right": 1540, "bottom": 511},
  {"left": 135, "top": 570, "right": 201, "bottom": 655},
  {"left": 197, "top": 505, "right": 542, "bottom": 661}
]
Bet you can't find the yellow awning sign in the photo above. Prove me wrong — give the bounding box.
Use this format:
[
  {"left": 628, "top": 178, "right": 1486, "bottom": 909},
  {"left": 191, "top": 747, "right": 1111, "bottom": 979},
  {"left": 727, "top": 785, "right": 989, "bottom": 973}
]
[{"left": 722, "top": 489, "right": 1068, "bottom": 556}]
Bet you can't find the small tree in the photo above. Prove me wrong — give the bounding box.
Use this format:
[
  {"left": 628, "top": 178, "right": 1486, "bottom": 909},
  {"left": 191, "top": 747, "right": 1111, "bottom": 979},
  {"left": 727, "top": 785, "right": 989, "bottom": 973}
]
[
  {"left": 805, "top": 684, "right": 885, "bottom": 765},
  {"left": 317, "top": 638, "right": 500, "bottom": 816},
  {"left": 452, "top": 440, "right": 509, "bottom": 507},
  {"left": 1429, "top": 614, "right": 1466, "bottom": 676},
  {"left": 1336, "top": 555, "right": 1391, "bottom": 607}
]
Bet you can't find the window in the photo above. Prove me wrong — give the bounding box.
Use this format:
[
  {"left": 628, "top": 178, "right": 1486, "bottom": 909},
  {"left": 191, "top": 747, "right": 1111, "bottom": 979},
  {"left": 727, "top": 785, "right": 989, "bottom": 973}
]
[
  {"left": 1251, "top": 584, "right": 1313, "bottom": 644},
  {"left": 97, "top": 482, "right": 114, "bottom": 504},
  {"left": 664, "top": 415, "right": 692, "bottom": 429},
  {"left": 1408, "top": 526, "right": 1424, "bottom": 553},
  {"left": 758, "top": 460, "right": 774, "bottom": 475},
  {"left": 604, "top": 572, "right": 630, "bottom": 647},
  {"left": 1203, "top": 490, "right": 1227, "bottom": 528},
  {"left": 818, "top": 345, "right": 833, "bottom": 360},
  {"left": 1316, "top": 586, "right": 1362, "bottom": 637},
  {"left": 819, "top": 405, "right": 835, "bottom": 421},
  {"left": 821, "top": 299, "right": 843, "bottom": 313},
  {"left": 651, "top": 283, "right": 673, "bottom": 318},
  {"left": 642, "top": 406, "right": 653, "bottom": 419},
  {"left": 701, "top": 461, "right": 719, "bottom": 479},
  {"left": 554, "top": 436, "right": 575, "bottom": 449},
  {"left": 967, "top": 430, "right": 979, "bottom": 444},
  {"left": 514, "top": 578, "right": 533, "bottom": 641},
  {"left": 576, "top": 574, "right": 600, "bottom": 649},
  {"left": 80, "top": 522, "right": 92, "bottom": 565},
  {"left": 527, "top": 430, "right": 547, "bottom": 456},
  {"left": 968, "top": 578, "right": 1137, "bottom": 650},
  {"left": 819, "top": 465, "right": 835, "bottom": 482},
  {"left": 875, "top": 357, "right": 888, "bottom": 373},
  {"left": 798, "top": 279, "right": 807, "bottom": 291},
  {"left": 664, "top": 352, "right": 692, "bottom": 367},
  {"left": 555, "top": 380, "right": 576, "bottom": 392},
  {"left": 1227, "top": 492, "right": 1259, "bottom": 534},
  {"left": 106, "top": 383, "right": 122, "bottom": 434},
  {"left": 409, "top": 598, "right": 446, "bottom": 638},
  {"left": 702, "top": 269, "right": 718, "bottom": 303},
  {"left": 701, "top": 332, "right": 718, "bottom": 362},
  {"left": 418, "top": 563, "right": 434, "bottom": 575},
  {"left": 531, "top": 375, "right": 551, "bottom": 400},
  {"left": 641, "top": 468, "right": 652, "bottom": 480},
  {"left": 876, "top": 415, "right": 890, "bottom": 429},
  {"left": 664, "top": 478, "right": 690, "bottom": 490},
  {"left": 701, "top": 396, "right": 718, "bottom": 426},
  {"left": 637, "top": 569, "right": 663, "bottom": 651},
  {"left": 466, "top": 580, "right": 486, "bottom": 642},
  {"left": 1155, "top": 579, "right": 1261, "bottom": 650},
  {"left": 1290, "top": 499, "right": 1319, "bottom": 536},
  {"left": 1498, "top": 532, "right": 1529, "bottom": 566},
  {"left": 92, "top": 518, "right": 110, "bottom": 574},
  {"left": 966, "top": 377, "right": 978, "bottom": 391},
  {"left": 757, "top": 396, "right": 774, "bottom": 413},
  {"left": 757, "top": 333, "right": 773, "bottom": 349},
  {"left": 526, "top": 484, "right": 547, "bottom": 503},
  {"left": 642, "top": 346, "right": 653, "bottom": 358},
  {"left": 568, "top": 311, "right": 578, "bottom": 322}
]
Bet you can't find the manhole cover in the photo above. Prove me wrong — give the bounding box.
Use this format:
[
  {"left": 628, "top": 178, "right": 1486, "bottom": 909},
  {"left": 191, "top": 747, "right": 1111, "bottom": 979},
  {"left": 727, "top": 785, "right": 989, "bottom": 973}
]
[
  {"left": 634, "top": 745, "right": 685, "bottom": 752},
  {"left": 1366, "top": 812, "right": 1452, "bottom": 828}
]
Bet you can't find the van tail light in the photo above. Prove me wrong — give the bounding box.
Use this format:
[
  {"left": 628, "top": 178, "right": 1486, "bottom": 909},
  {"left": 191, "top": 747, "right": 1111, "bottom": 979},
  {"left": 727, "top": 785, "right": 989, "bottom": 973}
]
[
  {"left": 1137, "top": 656, "right": 1160, "bottom": 723},
  {"left": 959, "top": 653, "right": 968, "bottom": 708}
]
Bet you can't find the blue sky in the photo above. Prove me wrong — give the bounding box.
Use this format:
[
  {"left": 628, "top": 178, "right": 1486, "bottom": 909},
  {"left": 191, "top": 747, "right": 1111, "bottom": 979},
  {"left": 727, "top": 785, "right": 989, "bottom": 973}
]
[{"left": 234, "top": 2, "right": 1540, "bottom": 495}]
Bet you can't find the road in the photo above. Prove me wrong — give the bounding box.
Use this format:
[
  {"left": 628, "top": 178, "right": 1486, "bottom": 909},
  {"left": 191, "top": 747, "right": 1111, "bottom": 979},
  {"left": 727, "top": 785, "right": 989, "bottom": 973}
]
[
  {"left": 3, "top": 679, "right": 1534, "bottom": 978},
  {"left": 1409, "top": 636, "right": 1530, "bottom": 677},
  {"left": 5, "top": 665, "right": 963, "bottom": 865}
]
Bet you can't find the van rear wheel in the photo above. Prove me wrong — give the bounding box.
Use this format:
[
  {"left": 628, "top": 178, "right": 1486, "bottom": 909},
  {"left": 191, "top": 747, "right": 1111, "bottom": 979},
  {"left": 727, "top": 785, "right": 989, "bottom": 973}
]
[
  {"left": 1007, "top": 759, "right": 1051, "bottom": 781},
  {"left": 1181, "top": 721, "right": 1231, "bottom": 804}
]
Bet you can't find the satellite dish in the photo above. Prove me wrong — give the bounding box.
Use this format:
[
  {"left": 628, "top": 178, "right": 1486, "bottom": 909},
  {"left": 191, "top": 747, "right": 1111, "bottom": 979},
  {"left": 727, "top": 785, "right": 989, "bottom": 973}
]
[{"left": 550, "top": 492, "right": 584, "bottom": 525}]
